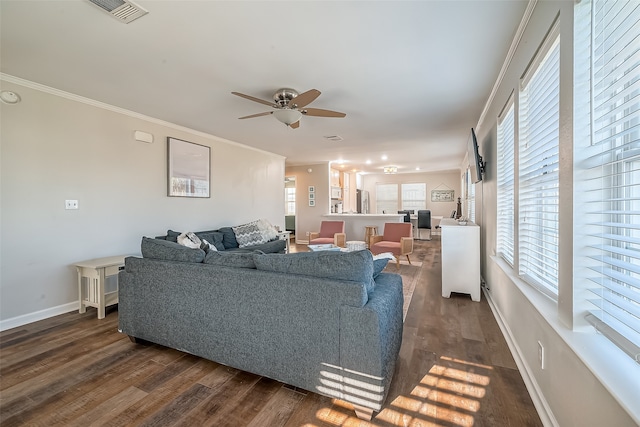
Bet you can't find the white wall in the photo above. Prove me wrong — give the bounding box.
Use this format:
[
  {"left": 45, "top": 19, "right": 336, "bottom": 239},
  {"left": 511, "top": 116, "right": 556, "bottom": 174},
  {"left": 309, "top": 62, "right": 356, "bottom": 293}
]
[
  {"left": 474, "top": 1, "right": 638, "bottom": 426},
  {"left": 0, "top": 77, "right": 285, "bottom": 327}
]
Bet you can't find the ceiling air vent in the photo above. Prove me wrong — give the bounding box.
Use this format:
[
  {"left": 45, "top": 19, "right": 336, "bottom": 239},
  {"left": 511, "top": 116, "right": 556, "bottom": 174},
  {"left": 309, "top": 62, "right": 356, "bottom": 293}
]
[
  {"left": 324, "top": 135, "right": 344, "bottom": 142},
  {"left": 86, "top": 0, "right": 148, "bottom": 23}
]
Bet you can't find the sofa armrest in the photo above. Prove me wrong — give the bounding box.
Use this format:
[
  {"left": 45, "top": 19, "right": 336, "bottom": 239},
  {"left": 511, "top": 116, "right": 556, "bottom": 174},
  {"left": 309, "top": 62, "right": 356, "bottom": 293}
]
[
  {"left": 334, "top": 232, "right": 346, "bottom": 248},
  {"left": 400, "top": 236, "right": 413, "bottom": 254},
  {"left": 309, "top": 231, "right": 320, "bottom": 240},
  {"left": 339, "top": 272, "right": 403, "bottom": 410}
]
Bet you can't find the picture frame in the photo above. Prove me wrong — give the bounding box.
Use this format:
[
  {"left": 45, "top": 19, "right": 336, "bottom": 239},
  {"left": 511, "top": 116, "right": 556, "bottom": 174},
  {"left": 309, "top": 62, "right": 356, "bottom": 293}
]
[
  {"left": 309, "top": 199, "right": 316, "bottom": 207},
  {"left": 431, "top": 189, "right": 455, "bottom": 202},
  {"left": 167, "top": 137, "right": 210, "bottom": 198},
  {"left": 308, "top": 186, "right": 315, "bottom": 193}
]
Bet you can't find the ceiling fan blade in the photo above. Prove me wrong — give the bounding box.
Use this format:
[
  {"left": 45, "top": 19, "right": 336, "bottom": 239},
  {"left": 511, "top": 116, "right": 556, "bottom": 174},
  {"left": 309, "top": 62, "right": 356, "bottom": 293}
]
[
  {"left": 290, "top": 120, "right": 300, "bottom": 129},
  {"left": 238, "top": 111, "right": 273, "bottom": 119},
  {"left": 231, "top": 92, "right": 274, "bottom": 107},
  {"left": 288, "top": 89, "right": 321, "bottom": 108},
  {"left": 302, "top": 108, "right": 346, "bottom": 118}
]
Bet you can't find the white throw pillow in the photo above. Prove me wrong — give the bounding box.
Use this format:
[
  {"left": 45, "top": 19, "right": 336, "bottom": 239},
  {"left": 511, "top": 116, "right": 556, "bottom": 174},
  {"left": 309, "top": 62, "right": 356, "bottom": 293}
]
[{"left": 177, "top": 232, "right": 201, "bottom": 249}]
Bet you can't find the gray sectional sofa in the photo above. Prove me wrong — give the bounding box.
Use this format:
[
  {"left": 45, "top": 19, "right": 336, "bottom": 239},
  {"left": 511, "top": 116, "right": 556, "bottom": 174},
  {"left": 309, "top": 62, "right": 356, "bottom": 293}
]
[{"left": 118, "top": 241, "right": 404, "bottom": 419}]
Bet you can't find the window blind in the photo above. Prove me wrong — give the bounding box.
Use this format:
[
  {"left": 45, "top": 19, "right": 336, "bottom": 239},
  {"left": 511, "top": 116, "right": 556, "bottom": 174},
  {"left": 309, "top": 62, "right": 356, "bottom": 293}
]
[
  {"left": 497, "top": 101, "right": 516, "bottom": 266},
  {"left": 466, "top": 168, "right": 476, "bottom": 222},
  {"left": 376, "top": 183, "right": 398, "bottom": 214},
  {"left": 402, "top": 183, "right": 426, "bottom": 212},
  {"left": 518, "top": 34, "right": 560, "bottom": 298},
  {"left": 580, "top": 0, "right": 640, "bottom": 361}
]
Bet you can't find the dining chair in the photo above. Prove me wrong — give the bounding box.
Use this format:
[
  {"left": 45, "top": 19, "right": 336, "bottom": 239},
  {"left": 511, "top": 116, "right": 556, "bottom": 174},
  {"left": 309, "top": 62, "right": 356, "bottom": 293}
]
[{"left": 417, "top": 210, "right": 432, "bottom": 240}]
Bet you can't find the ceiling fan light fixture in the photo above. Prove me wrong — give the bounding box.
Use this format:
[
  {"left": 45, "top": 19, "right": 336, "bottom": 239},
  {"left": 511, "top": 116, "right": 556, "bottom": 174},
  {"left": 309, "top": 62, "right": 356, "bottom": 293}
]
[{"left": 273, "top": 109, "right": 302, "bottom": 126}]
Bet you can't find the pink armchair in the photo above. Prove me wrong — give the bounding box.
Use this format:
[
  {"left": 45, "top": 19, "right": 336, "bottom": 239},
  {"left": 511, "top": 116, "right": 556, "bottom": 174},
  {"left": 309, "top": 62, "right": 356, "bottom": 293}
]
[
  {"left": 369, "top": 222, "right": 413, "bottom": 269},
  {"left": 309, "top": 221, "right": 346, "bottom": 248}
]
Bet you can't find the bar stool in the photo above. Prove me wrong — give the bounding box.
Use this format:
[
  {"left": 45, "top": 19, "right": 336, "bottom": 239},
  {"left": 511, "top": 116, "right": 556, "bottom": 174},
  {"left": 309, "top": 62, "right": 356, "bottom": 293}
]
[{"left": 364, "top": 225, "right": 378, "bottom": 248}]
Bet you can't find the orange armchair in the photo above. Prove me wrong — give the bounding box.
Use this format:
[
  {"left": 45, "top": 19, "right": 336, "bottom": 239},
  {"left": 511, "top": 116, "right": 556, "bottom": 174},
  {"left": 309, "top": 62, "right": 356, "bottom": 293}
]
[
  {"left": 309, "top": 221, "right": 346, "bottom": 248},
  {"left": 369, "top": 222, "right": 413, "bottom": 269}
]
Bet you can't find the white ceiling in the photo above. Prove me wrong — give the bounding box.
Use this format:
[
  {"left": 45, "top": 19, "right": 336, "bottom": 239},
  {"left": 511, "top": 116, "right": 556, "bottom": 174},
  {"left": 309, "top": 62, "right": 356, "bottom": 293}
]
[{"left": 0, "top": 0, "right": 528, "bottom": 174}]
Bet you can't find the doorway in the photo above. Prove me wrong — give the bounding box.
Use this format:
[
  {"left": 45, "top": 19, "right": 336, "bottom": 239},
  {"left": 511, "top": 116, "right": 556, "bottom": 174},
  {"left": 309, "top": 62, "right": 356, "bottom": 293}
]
[{"left": 284, "top": 176, "right": 296, "bottom": 239}]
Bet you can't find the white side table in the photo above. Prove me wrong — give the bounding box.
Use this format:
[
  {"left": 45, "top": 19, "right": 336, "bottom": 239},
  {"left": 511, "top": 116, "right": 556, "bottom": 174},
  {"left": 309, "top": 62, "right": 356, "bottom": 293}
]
[
  {"left": 74, "top": 255, "right": 129, "bottom": 319},
  {"left": 277, "top": 231, "right": 292, "bottom": 253}
]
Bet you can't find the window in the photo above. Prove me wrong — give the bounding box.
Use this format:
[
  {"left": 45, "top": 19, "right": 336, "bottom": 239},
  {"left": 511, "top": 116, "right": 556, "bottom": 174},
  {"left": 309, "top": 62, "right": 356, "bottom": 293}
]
[
  {"left": 376, "top": 183, "right": 398, "bottom": 214},
  {"left": 577, "top": 0, "right": 640, "bottom": 360},
  {"left": 285, "top": 187, "right": 295, "bottom": 215},
  {"left": 497, "top": 100, "right": 516, "bottom": 265},
  {"left": 465, "top": 168, "right": 476, "bottom": 222},
  {"left": 518, "top": 28, "right": 560, "bottom": 298},
  {"left": 401, "top": 183, "right": 426, "bottom": 212}
]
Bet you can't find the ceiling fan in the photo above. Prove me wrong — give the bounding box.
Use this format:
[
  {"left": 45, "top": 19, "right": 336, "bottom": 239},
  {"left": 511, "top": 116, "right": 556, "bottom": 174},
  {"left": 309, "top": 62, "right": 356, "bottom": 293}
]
[{"left": 231, "top": 88, "right": 346, "bottom": 129}]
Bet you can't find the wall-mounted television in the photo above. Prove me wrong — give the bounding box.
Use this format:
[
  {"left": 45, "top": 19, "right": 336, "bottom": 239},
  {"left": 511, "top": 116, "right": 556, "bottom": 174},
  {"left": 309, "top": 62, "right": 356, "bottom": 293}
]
[{"left": 468, "top": 127, "right": 485, "bottom": 183}]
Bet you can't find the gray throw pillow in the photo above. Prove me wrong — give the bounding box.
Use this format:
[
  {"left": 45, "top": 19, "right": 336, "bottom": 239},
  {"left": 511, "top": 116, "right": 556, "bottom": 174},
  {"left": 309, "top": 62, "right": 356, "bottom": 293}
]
[
  {"left": 166, "top": 229, "right": 182, "bottom": 242},
  {"left": 373, "top": 257, "right": 390, "bottom": 278},
  {"left": 204, "top": 250, "right": 257, "bottom": 269},
  {"left": 218, "top": 227, "right": 239, "bottom": 249},
  {"left": 253, "top": 249, "right": 375, "bottom": 294},
  {"left": 142, "top": 237, "right": 205, "bottom": 263},
  {"left": 195, "top": 231, "right": 225, "bottom": 251}
]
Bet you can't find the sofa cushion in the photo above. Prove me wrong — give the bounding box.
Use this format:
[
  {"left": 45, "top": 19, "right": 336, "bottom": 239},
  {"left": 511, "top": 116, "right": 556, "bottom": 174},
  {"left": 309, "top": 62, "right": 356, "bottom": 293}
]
[
  {"left": 141, "top": 237, "right": 205, "bottom": 263},
  {"left": 218, "top": 227, "right": 239, "bottom": 249},
  {"left": 204, "top": 250, "right": 256, "bottom": 268},
  {"left": 229, "top": 238, "right": 286, "bottom": 254},
  {"left": 253, "top": 249, "right": 375, "bottom": 294}
]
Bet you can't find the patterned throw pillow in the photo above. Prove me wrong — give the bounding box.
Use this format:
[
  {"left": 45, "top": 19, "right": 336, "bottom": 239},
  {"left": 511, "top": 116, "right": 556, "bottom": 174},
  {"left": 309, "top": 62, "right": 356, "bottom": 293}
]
[{"left": 233, "top": 220, "right": 267, "bottom": 248}]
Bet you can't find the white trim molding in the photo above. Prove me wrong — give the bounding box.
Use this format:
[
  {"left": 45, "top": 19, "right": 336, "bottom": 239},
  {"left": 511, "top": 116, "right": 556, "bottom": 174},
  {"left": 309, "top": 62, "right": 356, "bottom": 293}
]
[{"left": 0, "top": 302, "right": 78, "bottom": 332}]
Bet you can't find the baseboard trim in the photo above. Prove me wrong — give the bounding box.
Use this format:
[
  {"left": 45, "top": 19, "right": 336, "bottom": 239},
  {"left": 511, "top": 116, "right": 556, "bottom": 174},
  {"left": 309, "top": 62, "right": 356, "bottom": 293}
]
[
  {"left": 0, "top": 302, "right": 78, "bottom": 332},
  {"left": 483, "top": 288, "right": 558, "bottom": 427}
]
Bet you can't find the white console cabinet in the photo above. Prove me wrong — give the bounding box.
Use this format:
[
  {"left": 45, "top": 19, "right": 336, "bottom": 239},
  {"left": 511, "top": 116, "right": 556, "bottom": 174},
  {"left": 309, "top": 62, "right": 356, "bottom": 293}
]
[{"left": 440, "top": 218, "right": 481, "bottom": 301}]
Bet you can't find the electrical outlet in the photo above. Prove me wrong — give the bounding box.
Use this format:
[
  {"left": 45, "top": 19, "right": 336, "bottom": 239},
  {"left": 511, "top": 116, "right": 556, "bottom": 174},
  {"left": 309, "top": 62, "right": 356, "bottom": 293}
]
[
  {"left": 306, "top": 231, "right": 310, "bottom": 236},
  {"left": 65, "top": 200, "right": 78, "bottom": 210},
  {"left": 537, "top": 341, "right": 545, "bottom": 369}
]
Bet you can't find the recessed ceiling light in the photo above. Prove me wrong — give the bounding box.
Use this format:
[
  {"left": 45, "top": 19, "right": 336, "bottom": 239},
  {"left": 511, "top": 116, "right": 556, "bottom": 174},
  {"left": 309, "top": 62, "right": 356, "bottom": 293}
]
[
  {"left": 381, "top": 155, "right": 388, "bottom": 161},
  {"left": 366, "top": 160, "right": 372, "bottom": 164},
  {"left": 416, "top": 167, "right": 421, "bottom": 171}
]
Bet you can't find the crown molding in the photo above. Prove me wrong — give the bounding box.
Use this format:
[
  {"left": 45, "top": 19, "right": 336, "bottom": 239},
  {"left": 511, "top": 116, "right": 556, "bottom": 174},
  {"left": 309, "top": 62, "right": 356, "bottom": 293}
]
[
  {"left": 0, "top": 73, "right": 284, "bottom": 160},
  {"left": 476, "top": 0, "right": 538, "bottom": 134}
]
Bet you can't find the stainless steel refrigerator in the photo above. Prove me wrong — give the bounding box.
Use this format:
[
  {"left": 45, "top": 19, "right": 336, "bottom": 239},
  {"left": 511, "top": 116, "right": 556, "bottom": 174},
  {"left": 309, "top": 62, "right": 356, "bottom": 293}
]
[{"left": 356, "top": 189, "right": 370, "bottom": 214}]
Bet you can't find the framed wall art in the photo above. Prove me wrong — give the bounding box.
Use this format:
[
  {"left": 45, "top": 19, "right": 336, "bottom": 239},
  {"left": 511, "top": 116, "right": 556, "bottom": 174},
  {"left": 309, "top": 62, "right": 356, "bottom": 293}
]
[
  {"left": 431, "top": 189, "right": 455, "bottom": 202},
  {"left": 167, "top": 137, "right": 210, "bottom": 198}
]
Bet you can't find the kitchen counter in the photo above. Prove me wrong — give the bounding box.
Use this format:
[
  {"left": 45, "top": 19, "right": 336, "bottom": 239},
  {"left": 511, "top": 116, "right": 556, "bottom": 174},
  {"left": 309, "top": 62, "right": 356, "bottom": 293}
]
[{"left": 323, "top": 213, "right": 405, "bottom": 241}]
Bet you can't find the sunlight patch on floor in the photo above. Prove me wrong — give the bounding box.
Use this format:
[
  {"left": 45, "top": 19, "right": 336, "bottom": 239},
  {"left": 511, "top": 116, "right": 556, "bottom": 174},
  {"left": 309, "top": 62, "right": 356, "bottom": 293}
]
[{"left": 314, "top": 356, "right": 494, "bottom": 426}]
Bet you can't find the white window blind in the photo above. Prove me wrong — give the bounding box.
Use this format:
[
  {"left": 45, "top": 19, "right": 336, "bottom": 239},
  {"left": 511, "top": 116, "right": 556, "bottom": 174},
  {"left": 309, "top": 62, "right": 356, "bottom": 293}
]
[
  {"left": 518, "top": 32, "right": 560, "bottom": 298},
  {"left": 497, "top": 101, "right": 516, "bottom": 266},
  {"left": 579, "top": 0, "right": 640, "bottom": 361},
  {"left": 376, "top": 183, "right": 398, "bottom": 214},
  {"left": 465, "top": 168, "right": 476, "bottom": 222},
  {"left": 401, "top": 183, "right": 426, "bottom": 212}
]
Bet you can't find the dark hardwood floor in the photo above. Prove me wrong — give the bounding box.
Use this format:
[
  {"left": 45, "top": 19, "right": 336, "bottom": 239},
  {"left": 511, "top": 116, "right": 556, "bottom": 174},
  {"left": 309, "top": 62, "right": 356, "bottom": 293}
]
[{"left": 0, "top": 238, "right": 542, "bottom": 426}]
